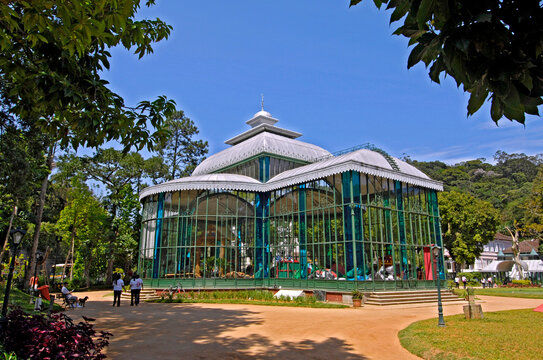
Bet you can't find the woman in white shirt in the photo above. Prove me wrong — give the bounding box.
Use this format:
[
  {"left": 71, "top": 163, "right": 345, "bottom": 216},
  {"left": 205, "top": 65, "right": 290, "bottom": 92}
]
[
  {"left": 112, "top": 273, "right": 124, "bottom": 307},
  {"left": 129, "top": 274, "right": 144, "bottom": 306}
]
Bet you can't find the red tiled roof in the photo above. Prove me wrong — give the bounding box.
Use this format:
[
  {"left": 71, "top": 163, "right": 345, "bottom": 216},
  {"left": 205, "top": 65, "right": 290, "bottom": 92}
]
[
  {"left": 503, "top": 239, "right": 540, "bottom": 254},
  {"left": 494, "top": 233, "right": 511, "bottom": 241}
]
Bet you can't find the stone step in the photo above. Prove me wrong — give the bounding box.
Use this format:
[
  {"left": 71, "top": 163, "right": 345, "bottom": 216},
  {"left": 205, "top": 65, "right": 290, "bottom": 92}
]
[
  {"left": 363, "top": 289, "right": 464, "bottom": 306},
  {"left": 367, "top": 290, "right": 455, "bottom": 296},
  {"left": 367, "top": 295, "right": 460, "bottom": 302},
  {"left": 365, "top": 298, "right": 465, "bottom": 306},
  {"left": 121, "top": 289, "right": 160, "bottom": 300},
  {"left": 366, "top": 295, "right": 462, "bottom": 302}
]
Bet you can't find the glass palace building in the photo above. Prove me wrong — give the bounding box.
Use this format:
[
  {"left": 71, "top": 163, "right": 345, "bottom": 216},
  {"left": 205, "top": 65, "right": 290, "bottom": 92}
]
[{"left": 139, "top": 109, "right": 445, "bottom": 291}]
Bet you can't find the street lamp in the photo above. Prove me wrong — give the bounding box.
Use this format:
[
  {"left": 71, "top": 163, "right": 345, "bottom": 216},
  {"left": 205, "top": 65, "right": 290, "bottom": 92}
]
[
  {"left": 432, "top": 245, "right": 445, "bottom": 327},
  {"left": 1, "top": 227, "right": 26, "bottom": 330}
]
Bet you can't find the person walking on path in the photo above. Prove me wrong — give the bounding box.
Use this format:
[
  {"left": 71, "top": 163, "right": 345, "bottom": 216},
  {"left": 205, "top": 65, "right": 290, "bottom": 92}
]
[
  {"left": 454, "top": 276, "right": 460, "bottom": 288},
  {"left": 481, "top": 278, "right": 486, "bottom": 288},
  {"left": 487, "top": 276, "right": 493, "bottom": 288},
  {"left": 461, "top": 275, "right": 467, "bottom": 289},
  {"left": 112, "top": 273, "right": 124, "bottom": 307},
  {"left": 130, "top": 274, "right": 144, "bottom": 306}
]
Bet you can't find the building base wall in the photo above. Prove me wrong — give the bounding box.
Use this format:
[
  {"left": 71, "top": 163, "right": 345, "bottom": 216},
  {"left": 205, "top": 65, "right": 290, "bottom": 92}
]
[{"left": 143, "top": 278, "right": 441, "bottom": 292}]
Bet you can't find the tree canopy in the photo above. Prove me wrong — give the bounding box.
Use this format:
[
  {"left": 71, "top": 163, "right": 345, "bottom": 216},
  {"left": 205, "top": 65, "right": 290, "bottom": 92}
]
[
  {"left": 0, "top": 0, "right": 176, "bottom": 151},
  {"left": 155, "top": 110, "right": 209, "bottom": 181},
  {"left": 350, "top": 0, "right": 543, "bottom": 124},
  {"left": 439, "top": 190, "right": 500, "bottom": 266},
  {"left": 408, "top": 151, "right": 543, "bottom": 261}
]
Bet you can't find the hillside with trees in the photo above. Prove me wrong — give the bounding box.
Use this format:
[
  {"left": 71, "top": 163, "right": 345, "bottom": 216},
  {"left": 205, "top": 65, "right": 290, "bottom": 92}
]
[{"left": 406, "top": 151, "right": 543, "bottom": 265}]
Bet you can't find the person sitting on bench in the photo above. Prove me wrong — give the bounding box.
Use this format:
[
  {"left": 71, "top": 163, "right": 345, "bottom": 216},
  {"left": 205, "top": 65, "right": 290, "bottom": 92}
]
[{"left": 61, "top": 282, "right": 78, "bottom": 307}]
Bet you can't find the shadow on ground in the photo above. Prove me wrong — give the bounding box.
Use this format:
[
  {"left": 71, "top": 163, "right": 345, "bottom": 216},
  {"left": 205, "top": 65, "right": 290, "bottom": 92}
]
[{"left": 71, "top": 301, "right": 367, "bottom": 359}]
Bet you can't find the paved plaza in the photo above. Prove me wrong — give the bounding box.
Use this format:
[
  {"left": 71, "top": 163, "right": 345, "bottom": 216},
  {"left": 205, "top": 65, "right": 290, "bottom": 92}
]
[{"left": 68, "top": 291, "right": 542, "bottom": 359}]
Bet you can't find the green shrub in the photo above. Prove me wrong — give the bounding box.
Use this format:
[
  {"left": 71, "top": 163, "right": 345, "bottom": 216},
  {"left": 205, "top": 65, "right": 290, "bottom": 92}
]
[
  {"left": 457, "top": 272, "right": 482, "bottom": 286},
  {"left": 512, "top": 280, "right": 532, "bottom": 286},
  {"left": 68, "top": 278, "right": 83, "bottom": 291},
  {"left": 458, "top": 272, "right": 481, "bottom": 282}
]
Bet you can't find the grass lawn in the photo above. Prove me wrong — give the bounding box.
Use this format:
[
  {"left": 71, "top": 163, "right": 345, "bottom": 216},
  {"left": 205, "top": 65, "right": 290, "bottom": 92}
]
[
  {"left": 0, "top": 285, "right": 63, "bottom": 313},
  {"left": 474, "top": 287, "right": 543, "bottom": 299},
  {"left": 399, "top": 309, "right": 543, "bottom": 360}
]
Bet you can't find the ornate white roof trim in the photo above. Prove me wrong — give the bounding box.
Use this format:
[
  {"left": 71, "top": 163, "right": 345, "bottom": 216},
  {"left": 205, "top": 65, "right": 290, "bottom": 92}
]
[
  {"left": 192, "top": 131, "right": 330, "bottom": 176},
  {"left": 265, "top": 160, "right": 443, "bottom": 191},
  {"left": 141, "top": 151, "right": 443, "bottom": 200},
  {"left": 139, "top": 174, "right": 262, "bottom": 200}
]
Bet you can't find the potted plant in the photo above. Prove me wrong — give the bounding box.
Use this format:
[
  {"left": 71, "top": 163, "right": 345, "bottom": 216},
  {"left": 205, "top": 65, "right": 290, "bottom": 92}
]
[
  {"left": 465, "top": 287, "right": 475, "bottom": 303},
  {"left": 352, "top": 290, "right": 363, "bottom": 308}
]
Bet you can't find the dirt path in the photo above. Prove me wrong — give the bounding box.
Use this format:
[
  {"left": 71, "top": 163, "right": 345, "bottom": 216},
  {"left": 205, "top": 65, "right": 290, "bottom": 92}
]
[{"left": 66, "top": 291, "right": 543, "bottom": 360}]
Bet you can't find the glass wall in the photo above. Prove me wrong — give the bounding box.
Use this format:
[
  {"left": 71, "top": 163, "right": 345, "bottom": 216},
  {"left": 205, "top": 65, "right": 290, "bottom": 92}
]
[
  {"left": 139, "top": 171, "right": 443, "bottom": 288},
  {"left": 216, "top": 155, "right": 306, "bottom": 181}
]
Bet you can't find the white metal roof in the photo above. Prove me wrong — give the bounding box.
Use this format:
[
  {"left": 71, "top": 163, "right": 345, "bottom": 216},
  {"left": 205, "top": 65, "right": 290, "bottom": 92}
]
[
  {"left": 481, "top": 260, "right": 543, "bottom": 273},
  {"left": 141, "top": 149, "right": 443, "bottom": 200},
  {"left": 192, "top": 131, "right": 331, "bottom": 176},
  {"left": 265, "top": 149, "right": 442, "bottom": 191},
  {"left": 139, "top": 173, "right": 262, "bottom": 199},
  {"left": 143, "top": 108, "right": 444, "bottom": 200}
]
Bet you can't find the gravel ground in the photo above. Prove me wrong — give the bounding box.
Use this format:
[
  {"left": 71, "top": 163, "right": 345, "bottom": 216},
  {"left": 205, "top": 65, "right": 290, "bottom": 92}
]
[{"left": 66, "top": 291, "right": 543, "bottom": 360}]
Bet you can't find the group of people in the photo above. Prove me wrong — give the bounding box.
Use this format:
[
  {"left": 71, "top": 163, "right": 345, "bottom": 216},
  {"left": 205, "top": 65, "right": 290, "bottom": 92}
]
[
  {"left": 481, "top": 276, "right": 494, "bottom": 288},
  {"left": 59, "top": 273, "right": 144, "bottom": 308},
  {"left": 454, "top": 275, "right": 494, "bottom": 289},
  {"left": 112, "top": 273, "right": 144, "bottom": 307}
]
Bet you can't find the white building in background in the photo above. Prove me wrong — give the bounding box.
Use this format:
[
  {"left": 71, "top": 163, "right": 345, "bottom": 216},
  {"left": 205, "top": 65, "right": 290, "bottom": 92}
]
[
  {"left": 445, "top": 233, "right": 512, "bottom": 274},
  {"left": 471, "top": 233, "right": 512, "bottom": 271},
  {"left": 482, "top": 239, "right": 543, "bottom": 282}
]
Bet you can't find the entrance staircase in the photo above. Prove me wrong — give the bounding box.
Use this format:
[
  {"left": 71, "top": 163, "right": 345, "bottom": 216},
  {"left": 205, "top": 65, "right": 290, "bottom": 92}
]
[
  {"left": 364, "top": 289, "right": 465, "bottom": 306},
  {"left": 121, "top": 289, "right": 160, "bottom": 302}
]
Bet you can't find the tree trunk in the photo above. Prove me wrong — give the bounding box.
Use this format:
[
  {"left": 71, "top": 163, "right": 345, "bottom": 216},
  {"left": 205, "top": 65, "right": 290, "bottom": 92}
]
[
  {"left": 0, "top": 204, "right": 17, "bottom": 264},
  {"left": 69, "top": 229, "right": 76, "bottom": 280},
  {"left": 84, "top": 255, "right": 94, "bottom": 288},
  {"left": 506, "top": 227, "right": 525, "bottom": 280},
  {"left": 62, "top": 249, "right": 71, "bottom": 284},
  {"left": 42, "top": 247, "right": 51, "bottom": 285},
  {"left": 106, "top": 204, "right": 118, "bottom": 284},
  {"left": 169, "top": 132, "right": 179, "bottom": 180},
  {"left": 26, "top": 142, "right": 56, "bottom": 288}
]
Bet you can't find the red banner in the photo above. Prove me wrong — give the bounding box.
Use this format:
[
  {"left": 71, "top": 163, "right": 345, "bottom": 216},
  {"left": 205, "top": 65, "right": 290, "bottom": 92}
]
[{"left": 424, "top": 246, "right": 432, "bottom": 280}]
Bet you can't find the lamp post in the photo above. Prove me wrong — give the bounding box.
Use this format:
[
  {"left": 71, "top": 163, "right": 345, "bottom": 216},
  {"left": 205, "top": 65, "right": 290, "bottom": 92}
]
[
  {"left": 432, "top": 245, "right": 445, "bottom": 327},
  {"left": 1, "top": 227, "right": 26, "bottom": 330},
  {"left": 31, "top": 251, "right": 44, "bottom": 292}
]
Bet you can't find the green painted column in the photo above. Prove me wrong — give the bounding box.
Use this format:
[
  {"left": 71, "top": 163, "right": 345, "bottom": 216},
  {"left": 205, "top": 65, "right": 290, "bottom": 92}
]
[
  {"left": 395, "top": 181, "right": 408, "bottom": 279},
  {"left": 152, "top": 193, "right": 164, "bottom": 279}
]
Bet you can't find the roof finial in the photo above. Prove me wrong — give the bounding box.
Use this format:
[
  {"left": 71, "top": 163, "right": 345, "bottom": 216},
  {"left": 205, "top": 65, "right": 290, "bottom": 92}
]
[{"left": 261, "top": 93, "right": 264, "bottom": 111}]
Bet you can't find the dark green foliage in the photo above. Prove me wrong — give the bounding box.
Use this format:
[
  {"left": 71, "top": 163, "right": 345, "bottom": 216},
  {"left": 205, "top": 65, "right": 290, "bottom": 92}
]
[
  {"left": 155, "top": 110, "right": 209, "bottom": 181},
  {"left": 407, "top": 151, "right": 542, "bottom": 218},
  {"left": 457, "top": 271, "right": 482, "bottom": 286},
  {"left": 350, "top": 0, "right": 543, "bottom": 124},
  {"left": 407, "top": 152, "right": 543, "bottom": 262},
  {"left": 0, "top": 0, "right": 176, "bottom": 151},
  {"left": 439, "top": 191, "right": 500, "bottom": 265}
]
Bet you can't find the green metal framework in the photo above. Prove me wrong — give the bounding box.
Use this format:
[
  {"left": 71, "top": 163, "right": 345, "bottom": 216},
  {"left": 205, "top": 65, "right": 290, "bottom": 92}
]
[{"left": 138, "top": 167, "right": 445, "bottom": 291}]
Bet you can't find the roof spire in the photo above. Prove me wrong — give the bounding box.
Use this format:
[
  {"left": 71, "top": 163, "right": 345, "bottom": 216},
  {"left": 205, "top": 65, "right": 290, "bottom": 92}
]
[{"left": 261, "top": 93, "right": 264, "bottom": 111}]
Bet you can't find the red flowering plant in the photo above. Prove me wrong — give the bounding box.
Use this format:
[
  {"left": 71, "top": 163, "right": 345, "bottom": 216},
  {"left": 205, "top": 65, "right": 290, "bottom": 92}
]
[{"left": 1, "top": 308, "right": 112, "bottom": 359}]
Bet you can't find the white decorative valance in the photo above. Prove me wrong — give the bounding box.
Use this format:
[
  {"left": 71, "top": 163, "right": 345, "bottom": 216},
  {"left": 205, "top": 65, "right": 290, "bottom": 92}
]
[{"left": 140, "top": 150, "right": 443, "bottom": 200}]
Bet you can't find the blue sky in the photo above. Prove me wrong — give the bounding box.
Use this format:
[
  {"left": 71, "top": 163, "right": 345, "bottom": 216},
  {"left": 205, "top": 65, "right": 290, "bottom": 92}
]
[{"left": 103, "top": 1, "right": 543, "bottom": 164}]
